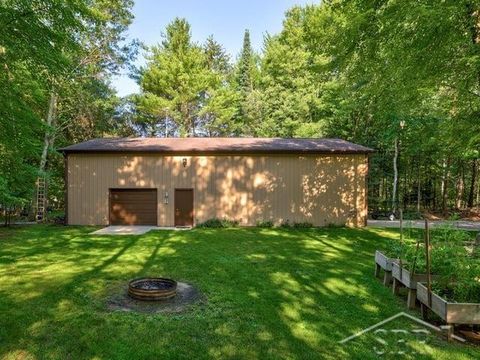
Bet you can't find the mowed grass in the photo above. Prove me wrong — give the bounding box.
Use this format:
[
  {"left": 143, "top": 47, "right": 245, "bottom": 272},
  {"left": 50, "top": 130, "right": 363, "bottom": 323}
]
[{"left": 0, "top": 225, "right": 478, "bottom": 360}]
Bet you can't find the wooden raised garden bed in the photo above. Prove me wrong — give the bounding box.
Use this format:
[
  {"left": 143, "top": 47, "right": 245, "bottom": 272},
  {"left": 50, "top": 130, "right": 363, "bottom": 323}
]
[
  {"left": 417, "top": 282, "right": 480, "bottom": 325},
  {"left": 374, "top": 250, "right": 398, "bottom": 286},
  {"left": 391, "top": 261, "right": 438, "bottom": 309}
]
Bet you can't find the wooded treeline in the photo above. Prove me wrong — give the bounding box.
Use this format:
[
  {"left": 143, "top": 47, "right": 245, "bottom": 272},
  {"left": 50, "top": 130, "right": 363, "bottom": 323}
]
[{"left": 1, "top": 0, "right": 479, "bottom": 220}]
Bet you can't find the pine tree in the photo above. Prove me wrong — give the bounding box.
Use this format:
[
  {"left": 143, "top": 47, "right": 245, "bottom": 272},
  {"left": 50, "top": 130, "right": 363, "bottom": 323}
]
[
  {"left": 237, "top": 30, "right": 254, "bottom": 93},
  {"left": 204, "top": 36, "right": 230, "bottom": 74},
  {"left": 136, "top": 18, "right": 211, "bottom": 137},
  {"left": 233, "top": 29, "right": 260, "bottom": 135}
]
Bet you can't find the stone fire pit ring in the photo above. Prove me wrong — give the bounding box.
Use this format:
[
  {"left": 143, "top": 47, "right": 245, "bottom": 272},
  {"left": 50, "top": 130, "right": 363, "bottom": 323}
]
[{"left": 128, "top": 277, "right": 177, "bottom": 301}]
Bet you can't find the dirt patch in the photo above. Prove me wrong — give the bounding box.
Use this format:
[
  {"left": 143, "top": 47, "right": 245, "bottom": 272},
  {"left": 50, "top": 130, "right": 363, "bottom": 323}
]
[{"left": 106, "top": 282, "right": 205, "bottom": 314}]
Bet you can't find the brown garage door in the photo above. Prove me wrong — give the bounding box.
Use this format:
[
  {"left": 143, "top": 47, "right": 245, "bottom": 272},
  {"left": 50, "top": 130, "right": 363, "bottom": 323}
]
[{"left": 110, "top": 189, "right": 157, "bottom": 225}]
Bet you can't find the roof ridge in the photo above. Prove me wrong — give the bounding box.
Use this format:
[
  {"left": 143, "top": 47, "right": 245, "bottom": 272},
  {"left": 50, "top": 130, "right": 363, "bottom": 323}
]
[{"left": 58, "top": 137, "right": 374, "bottom": 154}]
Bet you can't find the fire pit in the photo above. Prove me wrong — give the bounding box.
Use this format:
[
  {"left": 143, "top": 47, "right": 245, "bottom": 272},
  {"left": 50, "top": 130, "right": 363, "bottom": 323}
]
[{"left": 128, "top": 277, "right": 177, "bottom": 301}]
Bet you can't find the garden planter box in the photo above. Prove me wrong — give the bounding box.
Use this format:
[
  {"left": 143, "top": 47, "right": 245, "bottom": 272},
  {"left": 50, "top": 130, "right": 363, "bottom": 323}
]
[
  {"left": 374, "top": 250, "right": 398, "bottom": 285},
  {"left": 391, "top": 262, "right": 432, "bottom": 289},
  {"left": 417, "top": 283, "right": 480, "bottom": 325},
  {"left": 391, "top": 262, "right": 438, "bottom": 309}
]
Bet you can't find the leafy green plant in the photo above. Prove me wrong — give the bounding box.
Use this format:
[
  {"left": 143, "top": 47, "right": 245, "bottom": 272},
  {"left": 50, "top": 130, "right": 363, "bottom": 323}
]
[
  {"left": 279, "top": 220, "right": 291, "bottom": 228},
  {"left": 292, "top": 221, "right": 313, "bottom": 228},
  {"left": 256, "top": 220, "right": 274, "bottom": 228},
  {"left": 430, "top": 224, "right": 471, "bottom": 244},
  {"left": 447, "top": 213, "right": 461, "bottom": 221},
  {"left": 390, "top": 225, "right": 480, "bottom": 302},
  {"left": 325, "top": 222, "right": 346, "bottom": 228},
  {"left": 196, "top": 218, "right": 239, "bottom": 228}
]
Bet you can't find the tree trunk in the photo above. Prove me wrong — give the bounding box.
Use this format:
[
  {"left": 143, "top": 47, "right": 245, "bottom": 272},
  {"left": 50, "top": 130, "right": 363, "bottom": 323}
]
[
  {"left": 39, "top": 91, "right": 58, "bottom": 174},
  {"left": 392, "top": 138, "right": 399, "bottom": 214},
  {"left": 417, "top": 163, "right": 421, "bottom": 213},
  {"left": 477, "top": 173, "right": 480, "bottom": 208},
  {"left": 456, "top": 162, "right": 465, "bottom": 209},
  {"left": 33, "top": 90, "right": 58, "bottom": 220},
  {"left": 468, "top": 159, "right": 477, "bottom": 208},
  {"left": 441, "top": 158, "right": 450, "bottom": 213}
]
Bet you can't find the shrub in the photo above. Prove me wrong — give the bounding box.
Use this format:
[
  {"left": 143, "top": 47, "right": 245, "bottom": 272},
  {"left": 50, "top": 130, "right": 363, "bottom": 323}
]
[
  {"left": 279, "top": 220, "right": 291, "bottom": 228},
  {"left": 325, "top": 222, "right": 346, "bottom": 228},
  {"left": 401, "top": 211, "right": 422, "bottom": 220},
  {"left": 430, "top": 224, "right": 471, "bottom": 244},
  {"left": 256, "top": 220, "right": 274, "bottom": 228},
  {"left": 196, "top": 218, "right": 239, "bottom": 228},
  {"left": 293, "top": 221, "right": 313, "bottom": 228}
]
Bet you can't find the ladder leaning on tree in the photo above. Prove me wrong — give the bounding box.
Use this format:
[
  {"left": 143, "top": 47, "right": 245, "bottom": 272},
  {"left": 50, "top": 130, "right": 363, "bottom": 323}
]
[{"left": 35, "top": 177, "right": 47, "bottom": 222}]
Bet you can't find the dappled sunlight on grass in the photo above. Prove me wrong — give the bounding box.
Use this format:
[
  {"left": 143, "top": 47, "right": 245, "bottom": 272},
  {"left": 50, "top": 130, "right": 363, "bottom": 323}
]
[
  {"left": 0, "top": 225, "right": 478, "bottom": 359},
  {"left": 2, "top": 350, "right": 36, "bottom": 360},
  {"left": 361, "top": 303, "right": 380, "bottom": 313}
]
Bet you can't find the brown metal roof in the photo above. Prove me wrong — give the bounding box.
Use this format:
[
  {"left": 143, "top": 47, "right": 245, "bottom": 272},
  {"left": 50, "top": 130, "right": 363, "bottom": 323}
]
[{"left": 59, "top": 137, "right": 374, "bottom": 154}]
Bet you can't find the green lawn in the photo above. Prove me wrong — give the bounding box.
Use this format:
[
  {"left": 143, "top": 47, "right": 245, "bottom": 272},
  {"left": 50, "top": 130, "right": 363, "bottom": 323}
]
[{"left": 0, "top": 225, "right": 478, "bottom": 359}]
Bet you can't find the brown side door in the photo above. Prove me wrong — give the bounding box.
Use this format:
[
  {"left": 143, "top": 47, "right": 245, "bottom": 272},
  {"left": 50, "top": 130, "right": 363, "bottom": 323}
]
[
  {"left": 174, "top": 189, "right": 194, "bottom": 227},
  {"left": 110, "top": 189, "right": 157, "bottom": 225}
]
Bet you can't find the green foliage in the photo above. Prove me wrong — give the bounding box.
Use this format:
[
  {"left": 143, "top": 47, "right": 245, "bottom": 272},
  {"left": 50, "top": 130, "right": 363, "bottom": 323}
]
[
  {"left": 237, "top": 29, "right": 254, "bottom": 93},
  {"left": 255, "top": 7, "right": 323, "bottom": 137},
  {"left": 386, "top": 225, "right": 479, "bottom": 302},
  {"left": 292, "top": 221, "right": 313, "bottom": 229},
  {"left": 279, "top": 220, "right": 292, "bottom": 228},
  {"left": 135, "top": 18, "right": 235, "bottom": 137},
  {"left": 325, "top": 222, "right": 346, "bottom": 229},
  {"left": 0, "top": 0, "right": 135, "bottom": 217},
  {"left": 196, "top": 217, "right": 239, "bottom": 228},
  {"left": 256, "top": 220, "right": 274, "bottom": 228}
]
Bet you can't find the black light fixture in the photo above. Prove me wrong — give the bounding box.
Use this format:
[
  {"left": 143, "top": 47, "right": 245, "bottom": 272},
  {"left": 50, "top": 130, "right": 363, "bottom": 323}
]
[{"left": 182, "top": 158, "right": 187, "bottom": 167}]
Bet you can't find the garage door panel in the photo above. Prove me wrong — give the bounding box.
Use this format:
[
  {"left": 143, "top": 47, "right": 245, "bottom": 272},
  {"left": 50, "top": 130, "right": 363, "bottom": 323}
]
[{"left": 110, "top": 189, "right": 157, "bottom": 225}]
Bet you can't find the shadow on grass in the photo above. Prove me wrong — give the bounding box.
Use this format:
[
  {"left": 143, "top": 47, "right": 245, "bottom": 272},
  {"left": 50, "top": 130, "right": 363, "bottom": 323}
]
[{"left": 0, "top": 225, "right": 477, "bottom": 359}]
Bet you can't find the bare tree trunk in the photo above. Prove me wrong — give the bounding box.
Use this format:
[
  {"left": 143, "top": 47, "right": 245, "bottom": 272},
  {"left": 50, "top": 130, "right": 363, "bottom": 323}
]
[
  {"left": 441, "top": 158, "right": 450, "bottom": 213},
  {"left": 468, "top": 159, "right": 477, "bottom": 208},
  {"left": 39, "top": 91, "right": 58, "bottom": 174},
  {"left": 417, "top": 163, "right": 421, "bottom": 213},
  {"left": 456, "top": 164, "right": 465, "bottom": 209},
  {"left": 477, "top": 173, "right": 480, "bottom": 208},
  {"left": 392, "top": 138, "right": 399, "bottom": 214},
  {"left": 33, "top": 90, "right": 58, "bottom": 220}
]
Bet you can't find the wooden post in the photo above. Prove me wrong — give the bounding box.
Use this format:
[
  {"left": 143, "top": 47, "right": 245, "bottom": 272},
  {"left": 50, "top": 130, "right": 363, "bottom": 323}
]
[
  {"left": 383, "top": 271, "right": 392, "bottom": 286},
  {"left": 441, "top": 325, "right": 454, "bottom": 342},
  {"left": 375, "top": 263, "right": 381, "bottom": 278},
  {"left": 392, "top": 277, "right": 400, "bottom": 295},
  {"left": 421, "top": 303, "right": 428, "bottom": 320},
  {"left": 407, "top": 289, "right": 416, "bottom": 309}
]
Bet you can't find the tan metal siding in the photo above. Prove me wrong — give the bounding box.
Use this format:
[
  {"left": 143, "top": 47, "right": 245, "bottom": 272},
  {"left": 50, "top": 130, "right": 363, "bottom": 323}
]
[{"left": 67, "top": 153, "right": 368, "bottom": 227}]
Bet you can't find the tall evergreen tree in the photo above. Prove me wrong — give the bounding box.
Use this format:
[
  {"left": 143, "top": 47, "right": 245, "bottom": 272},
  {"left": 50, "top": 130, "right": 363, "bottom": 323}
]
[
  {"left": 256, "top": 7, "right": 322, "bottom": 137},
  {"left": 204, "top": 36, "right": 231, "bottom": 75},
  {"left": 233, "top": 29, "right": 260, "bottom": 135},
  {"left": 136, "top": 19, "right": 237, "bottom": 137},
  {"left": 136, "top": 18, "right": 210, "bottom": 137},
  {"left": 237, "top": 30, "right": 254, "bottom": 93},
  {"left": 200, "top": 36, "right": 238, "bottom": 135}
]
